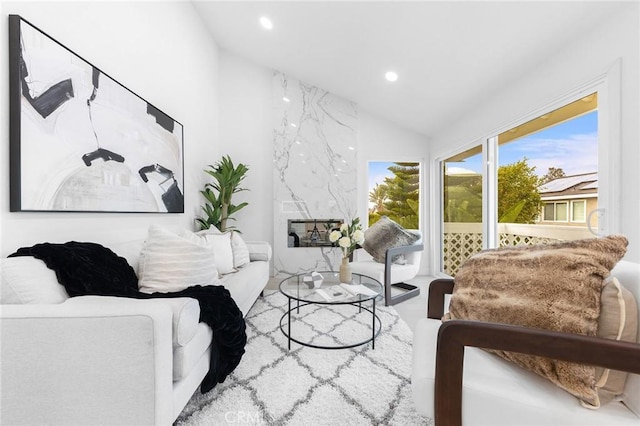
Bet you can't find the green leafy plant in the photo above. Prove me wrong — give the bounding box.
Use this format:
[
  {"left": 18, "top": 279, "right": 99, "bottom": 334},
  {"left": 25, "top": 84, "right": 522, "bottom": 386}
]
[{"left": 196, "top": 155, "right": 249, "bottom": 232}]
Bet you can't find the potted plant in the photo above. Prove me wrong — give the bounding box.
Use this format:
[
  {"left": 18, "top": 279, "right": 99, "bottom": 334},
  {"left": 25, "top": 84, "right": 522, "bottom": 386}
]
[{"left": 196, "top": 155, "right": 249, "bottom": 232}]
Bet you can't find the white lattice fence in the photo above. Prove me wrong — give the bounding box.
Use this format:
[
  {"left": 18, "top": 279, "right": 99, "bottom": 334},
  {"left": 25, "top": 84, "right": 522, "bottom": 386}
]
[
  {"left": 499, "top": 233, "right": 558, "bottom": 247},
  {"left": 444, "top": 232, "right": 560, "bottom": 276},
  {"left": 443, "top": 232, "right": 483, "bottom": 276}
]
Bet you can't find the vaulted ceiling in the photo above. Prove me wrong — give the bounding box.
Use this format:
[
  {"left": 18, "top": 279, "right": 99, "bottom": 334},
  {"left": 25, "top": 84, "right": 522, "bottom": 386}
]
[{"left": 193, "top": 1, "right": 631, "bottom": 137}]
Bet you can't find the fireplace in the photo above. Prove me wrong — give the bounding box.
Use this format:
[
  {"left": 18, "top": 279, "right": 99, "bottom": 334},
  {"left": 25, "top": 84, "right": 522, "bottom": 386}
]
[{"left": 287, "top": 219, "right": 343, "bottom": 247}]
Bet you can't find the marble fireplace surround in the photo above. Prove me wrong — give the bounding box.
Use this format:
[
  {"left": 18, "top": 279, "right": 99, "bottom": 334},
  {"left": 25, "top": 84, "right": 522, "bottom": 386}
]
[{"left": 273, "top": 72, "right": 357, "bottom": 277}]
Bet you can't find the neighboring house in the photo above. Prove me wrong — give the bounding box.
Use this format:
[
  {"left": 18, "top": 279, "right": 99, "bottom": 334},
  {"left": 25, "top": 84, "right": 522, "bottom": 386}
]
[{"left": 537, "top": 173, "right": 598, "bottom": 228}]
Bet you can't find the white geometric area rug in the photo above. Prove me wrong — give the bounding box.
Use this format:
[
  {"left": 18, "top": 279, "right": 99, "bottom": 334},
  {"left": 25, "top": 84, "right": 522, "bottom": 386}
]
[{"left": 175, "top": 290, "right": 431, "bottom": 426}]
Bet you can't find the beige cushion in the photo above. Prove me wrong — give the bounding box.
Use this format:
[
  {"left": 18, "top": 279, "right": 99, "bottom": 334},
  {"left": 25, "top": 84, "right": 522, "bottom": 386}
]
[
  {"left": 1, "top": 257, "right": 69, "bottom": 304},
  {"left": 412, "top": 317, "right": 640, "bottom": 425},
  {"left": 595, "top": 277, "right": 638, "bottom": 405},
  {"left": 138, "top": 225, "right": 219, "bottom": 294},
  {"left": 362, "top": 216, "right": 419, "bottom": 263},
  {"left": 446, "top": 235, "right": 628, "bottom": 408}
]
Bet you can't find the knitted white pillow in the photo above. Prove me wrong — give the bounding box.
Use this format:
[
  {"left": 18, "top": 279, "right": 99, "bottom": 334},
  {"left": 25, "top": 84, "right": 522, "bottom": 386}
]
[{"left": 138, "top": 225, "right": 219, "bottom": 294}]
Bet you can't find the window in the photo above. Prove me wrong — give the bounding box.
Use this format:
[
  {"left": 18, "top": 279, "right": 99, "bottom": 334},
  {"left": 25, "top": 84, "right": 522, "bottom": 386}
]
[
  {"left": 542, "top": 201, "right": 569, "bottom": 222},
  {"left": 437, "top": 71, "right": 621, "bottom": 277},
  {"left": 368, "top": 161, "right": 420, "bottom": 229},
  {"left": 498, "top": 94, "right": 597, "bottom": 235},
  {"left": 543, "top": 203, "right": 555, "bottom": 221},
  {"left": 441, "top": 147, "right": 483, "bottom": 276},
  {"left": 571, "top": 200, "right": 586, "bottom": 222}
]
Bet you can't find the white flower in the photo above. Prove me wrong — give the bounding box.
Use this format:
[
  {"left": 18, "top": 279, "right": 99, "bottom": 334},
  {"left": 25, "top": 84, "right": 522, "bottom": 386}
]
[
  {"left": 338, "top": 236, "right": 351, "bottom": 248},
  {"left": 335, "top": 218, "right": 363, "bottom": 258}
]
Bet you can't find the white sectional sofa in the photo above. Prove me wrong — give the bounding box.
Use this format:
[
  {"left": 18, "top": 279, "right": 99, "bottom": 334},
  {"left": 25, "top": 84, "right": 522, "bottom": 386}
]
[{"left": 0, "top": 232, "right": 272, "bottom": 426}]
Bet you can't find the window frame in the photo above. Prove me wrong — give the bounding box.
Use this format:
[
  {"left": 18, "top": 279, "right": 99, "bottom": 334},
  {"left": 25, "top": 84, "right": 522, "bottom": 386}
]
[
  {"left": 431, "top": 60, "right": 621, "bottom": 276},
  {"left": 366, "top": 160, "right": 423, "bottom": 230},
  {"left": 570, "top": 200, "right": 587, "bottom": 223},
  {"left": 542, "top": 201, "right": 570, "bottom": 222}
]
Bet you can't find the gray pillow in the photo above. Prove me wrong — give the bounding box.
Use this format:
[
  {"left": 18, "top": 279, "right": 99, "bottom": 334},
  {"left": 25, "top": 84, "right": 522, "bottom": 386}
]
[{"left": 362, "top": 216, "right": 419, "bottom": 263}]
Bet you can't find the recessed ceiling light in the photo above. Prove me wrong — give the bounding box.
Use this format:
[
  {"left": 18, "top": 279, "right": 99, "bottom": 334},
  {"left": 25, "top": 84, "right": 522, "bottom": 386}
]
[
  {"left": 282, "top": 96, "right": 290, "bottom": 103},
  {"left": 348, "top": 146, "right": 355, "bottom": 151},
  {"left": 385, "top": 71, "right": 398, "bottom": 82},
  {"left": 259, "top": 16, "right": 273, "bottom": 30},
  {"left": 290, "top": 123, "right": 297, "bottom": 128}
]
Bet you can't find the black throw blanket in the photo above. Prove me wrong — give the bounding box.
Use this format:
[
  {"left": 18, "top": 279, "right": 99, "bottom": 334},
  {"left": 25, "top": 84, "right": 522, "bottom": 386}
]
[{"left": 9, "top": 241, "right": 246, "bottom": 393}]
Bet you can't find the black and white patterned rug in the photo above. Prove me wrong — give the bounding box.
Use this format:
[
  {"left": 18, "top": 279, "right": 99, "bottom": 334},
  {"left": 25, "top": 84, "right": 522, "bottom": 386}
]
[{"left": 175, "top": 290, "right": 431, "bottom": 425}]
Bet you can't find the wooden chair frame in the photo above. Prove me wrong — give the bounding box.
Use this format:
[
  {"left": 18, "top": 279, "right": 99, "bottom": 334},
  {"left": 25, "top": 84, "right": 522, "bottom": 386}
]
[{"left": 427, "top": 278, "right": 640, "bottom": 426}]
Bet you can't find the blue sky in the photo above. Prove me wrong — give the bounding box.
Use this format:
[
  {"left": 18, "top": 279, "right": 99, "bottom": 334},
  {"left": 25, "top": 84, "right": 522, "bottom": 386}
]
[
  {"left": 447, "top": 110, "right": 598, "bottom": 177},
  {"left": 368, "top": 110, "right": 598, "bottom": 193},
  {"left": 368, "top": 161, "right": 399, "bottom": 195}
]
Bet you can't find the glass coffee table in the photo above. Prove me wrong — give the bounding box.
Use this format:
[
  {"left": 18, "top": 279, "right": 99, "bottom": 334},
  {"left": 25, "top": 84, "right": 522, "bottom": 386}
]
[{"left": 279, "top": 271, "right": 383, "bottom": 350}]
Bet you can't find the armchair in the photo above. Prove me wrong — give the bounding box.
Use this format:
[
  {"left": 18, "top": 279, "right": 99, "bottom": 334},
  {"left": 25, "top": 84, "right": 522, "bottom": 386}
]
[
  {"left": 350, "top": 230, "right": 423, "bottom": 306},
  {"left": 412, "top": 260, "right": 640, "bottom": 425}
]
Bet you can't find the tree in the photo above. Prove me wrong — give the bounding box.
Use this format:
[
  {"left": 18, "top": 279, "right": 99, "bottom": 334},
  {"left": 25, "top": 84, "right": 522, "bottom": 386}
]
[
  {"left": 368, "top": 183, "right": 388, "bottom": 214},
  {"left": 540, "top": 167, "right": 566, "bottom": 185},
  {"left": 443, "top": 174, "right": 482, "bottom": 223},
  {"left": 375, "top": 162, "right": 420, "bottom": 228},
  {"left": 497, "top": 158, "right": 541, "bottom": 223}
]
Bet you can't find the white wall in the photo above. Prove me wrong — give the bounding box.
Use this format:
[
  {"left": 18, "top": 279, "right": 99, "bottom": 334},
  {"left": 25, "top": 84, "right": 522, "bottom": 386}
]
[
  {"left": 0, "top": 1, "right": 220, "bottom": 256},
  {"left": 357, "top": 110, "right": 430, "bottom": 273},
  {"left": 430, "top": 3, "right": 640, "bottom": 262},
  {"left": 217, "top": 52, "right": 431, "bottom": 272},
  {"left": 217, "top": 51, "right": 273, "bottom": 244}
]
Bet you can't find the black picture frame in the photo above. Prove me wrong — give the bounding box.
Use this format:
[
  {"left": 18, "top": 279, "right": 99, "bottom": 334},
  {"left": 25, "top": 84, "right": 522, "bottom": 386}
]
[{"left": 9, "top": 15, "right": 184, "bottom": 213}]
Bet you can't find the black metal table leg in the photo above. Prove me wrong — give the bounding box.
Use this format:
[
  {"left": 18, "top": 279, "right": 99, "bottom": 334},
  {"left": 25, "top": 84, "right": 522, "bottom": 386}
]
[
  {"left": 372, "top": 298, "right": 376, "bottom": 350},
  {"left": 288, "top": 298, "right": 291, "bottom": 350}
]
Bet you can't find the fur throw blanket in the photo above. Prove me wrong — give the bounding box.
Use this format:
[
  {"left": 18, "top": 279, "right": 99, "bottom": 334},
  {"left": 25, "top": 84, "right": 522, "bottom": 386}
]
[
  {"left": 9, "top": 242, "right": 246, "bottom": 393},
  {"left": 445, "top": 235, "right": 628, "bottom": 407}
]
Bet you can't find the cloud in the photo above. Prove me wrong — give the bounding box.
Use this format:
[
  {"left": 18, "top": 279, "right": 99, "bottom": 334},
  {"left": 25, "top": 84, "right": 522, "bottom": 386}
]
[
  {"left": 501, "top": 132, "right": 598, "bottom": 176},
  {"left": 445, "top": 166, "right": 478, "bottom": 175}
]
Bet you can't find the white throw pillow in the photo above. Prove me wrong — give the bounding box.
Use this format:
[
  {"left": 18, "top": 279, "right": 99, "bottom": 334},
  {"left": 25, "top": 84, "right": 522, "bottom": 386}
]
[
  {"left": 1, "top": 257, "right": 69, "bottom": 304},
  {"left": 231, "top": 232, "right": 250, "bottom": 268},
  {"left": 190, "top": 230, "right": 235, "bottom": 275},
  {"left": 138, "top": 225, "right": 219, "bottom": 294}
]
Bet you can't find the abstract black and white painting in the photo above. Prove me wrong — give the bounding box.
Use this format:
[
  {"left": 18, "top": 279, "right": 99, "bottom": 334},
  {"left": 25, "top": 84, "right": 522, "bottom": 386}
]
[{"left": 9, "top": 15, "right": 184, "bottom": 213}]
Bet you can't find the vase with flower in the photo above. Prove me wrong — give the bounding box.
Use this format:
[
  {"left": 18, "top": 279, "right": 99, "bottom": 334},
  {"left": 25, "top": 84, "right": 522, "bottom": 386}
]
[{"left": 329, "top": 217, "right": 365, "bottom": 283}]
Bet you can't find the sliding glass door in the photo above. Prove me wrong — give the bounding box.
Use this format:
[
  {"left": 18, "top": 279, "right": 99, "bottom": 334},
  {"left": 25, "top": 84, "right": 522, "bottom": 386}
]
[
  {"left": 439, "top": 91, "right": 606, "bottom": 276},
  {"left": 441, "top": 146, "right": 483, "bottom": 276}
]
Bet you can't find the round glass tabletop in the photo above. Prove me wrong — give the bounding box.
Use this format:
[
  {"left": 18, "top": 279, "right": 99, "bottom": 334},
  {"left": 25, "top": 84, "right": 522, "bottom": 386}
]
[{"left": 279, "top": 271, "right": 382, "bottom": 304}]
